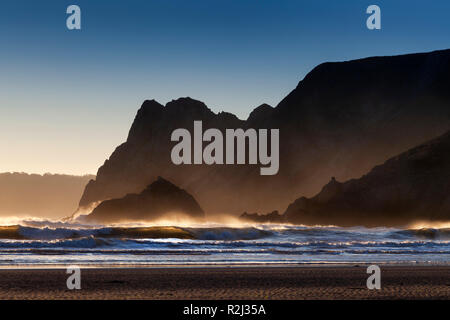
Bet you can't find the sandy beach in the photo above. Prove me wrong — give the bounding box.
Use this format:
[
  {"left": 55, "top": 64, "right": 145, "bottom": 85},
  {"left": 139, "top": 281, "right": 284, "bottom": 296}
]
[{"left": 0, "top": 265, "right": 448, "bottom": 300}]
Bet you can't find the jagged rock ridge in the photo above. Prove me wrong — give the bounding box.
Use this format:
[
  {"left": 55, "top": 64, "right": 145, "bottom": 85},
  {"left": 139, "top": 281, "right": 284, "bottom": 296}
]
[{"left": 79, "top": 49, "right": 450, "bottom": 215}]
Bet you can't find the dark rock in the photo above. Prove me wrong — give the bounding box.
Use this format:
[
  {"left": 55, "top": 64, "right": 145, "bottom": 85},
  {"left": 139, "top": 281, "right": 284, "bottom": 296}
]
[
  {"left": 282, "top": 130, "right": 450, "bottom": 227},
  {"left": 84, "top": 177, "right": 204, "bottom": 223},
  {"left": 247, "top": 104, "right": 274, "bottom": 124},
  {"left": 79, "top": 49, "right": 450, "bottom": 215},
  {"left": 240, "top": 211, "right": 285, "bottom": 223}
]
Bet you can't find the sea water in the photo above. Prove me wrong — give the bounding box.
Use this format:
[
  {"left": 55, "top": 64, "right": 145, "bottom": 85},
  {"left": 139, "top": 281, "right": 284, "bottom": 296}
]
[{"left": 0, "top": 219, "right": 449, "bottom": 266}]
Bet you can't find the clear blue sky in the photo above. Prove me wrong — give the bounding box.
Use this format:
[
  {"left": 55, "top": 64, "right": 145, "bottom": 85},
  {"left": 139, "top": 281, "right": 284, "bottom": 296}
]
[{"left": 1, "top": 0, "right": 449, "bottom": 174}]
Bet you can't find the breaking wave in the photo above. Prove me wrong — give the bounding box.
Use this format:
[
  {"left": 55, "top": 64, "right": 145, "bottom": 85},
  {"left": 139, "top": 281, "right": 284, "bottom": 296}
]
[
  {"left": 0, "top": 218, "right": 449, "bottom": 266},
  {"left": 0, "top": 225, "right": 271, "bottom": 241}
]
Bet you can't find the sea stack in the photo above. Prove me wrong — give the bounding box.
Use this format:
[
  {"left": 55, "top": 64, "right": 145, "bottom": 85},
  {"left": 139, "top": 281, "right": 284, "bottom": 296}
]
[{"left": 84, "top": 177, "right": 205, "bottom": 223}]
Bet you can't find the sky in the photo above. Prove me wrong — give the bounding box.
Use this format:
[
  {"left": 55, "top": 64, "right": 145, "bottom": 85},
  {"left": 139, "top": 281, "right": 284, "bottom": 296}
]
[{"left": 0, "top": 0, "right": 449, "bottom": 175}]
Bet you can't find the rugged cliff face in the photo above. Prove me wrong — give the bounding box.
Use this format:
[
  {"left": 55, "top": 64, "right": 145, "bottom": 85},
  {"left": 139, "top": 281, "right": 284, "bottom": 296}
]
[
  {"left": 79, "top": 49, "right": 450, "bottom": 215},
  {"left": 271, "top": 130, "right": 450, "bottom": 227},
  {"left": 84, "top": 177, "right": 204, "bottom": 223}
]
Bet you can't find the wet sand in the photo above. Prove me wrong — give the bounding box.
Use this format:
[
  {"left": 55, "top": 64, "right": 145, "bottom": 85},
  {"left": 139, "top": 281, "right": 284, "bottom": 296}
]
[{"left": 0, "top": 266, "right": 449, "bottom": 300}]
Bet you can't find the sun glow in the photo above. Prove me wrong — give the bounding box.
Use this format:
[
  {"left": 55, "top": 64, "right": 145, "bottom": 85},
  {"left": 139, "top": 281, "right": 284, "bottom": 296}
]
[{"left": 408, "top": 220, "right": 450, "bottom": 230}]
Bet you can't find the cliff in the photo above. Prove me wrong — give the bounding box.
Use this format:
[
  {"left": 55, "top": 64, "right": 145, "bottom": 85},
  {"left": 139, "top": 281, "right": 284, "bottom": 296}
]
[
  {"left": 248, "top": 130, "right": 450, "bottom": 227},
  {"left": 79, "top": 49, "right": 450, "bottom": 215}
]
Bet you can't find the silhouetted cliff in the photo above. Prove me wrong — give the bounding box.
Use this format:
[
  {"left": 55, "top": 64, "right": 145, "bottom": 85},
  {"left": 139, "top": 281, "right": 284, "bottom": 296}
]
[
  {"left": 248, "top": 130, "right": 450, "bottom": 226},
  {"left": 79, "top": 49, "right": 450, "bottom": 215}
]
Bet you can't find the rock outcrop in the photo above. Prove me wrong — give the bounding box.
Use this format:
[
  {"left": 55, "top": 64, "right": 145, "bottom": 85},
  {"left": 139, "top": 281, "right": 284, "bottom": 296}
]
[
  {"left": 84, "top": 177, "right": 204, "bottom": 223},
  {"left": 240, "top": 211, "right": 285, "bottom": 223},
  {"left": 246, "top": 130, "right": 450, "bottom": 227}
]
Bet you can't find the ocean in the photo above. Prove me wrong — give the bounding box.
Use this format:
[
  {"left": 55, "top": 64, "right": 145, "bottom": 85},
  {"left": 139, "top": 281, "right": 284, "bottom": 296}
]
[{"left": 0, "top": 218, "right": 449, "bottom": 267}]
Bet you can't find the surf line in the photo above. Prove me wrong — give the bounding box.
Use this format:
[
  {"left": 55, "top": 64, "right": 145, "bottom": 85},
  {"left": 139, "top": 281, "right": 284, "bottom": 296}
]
[{"left": 170, "top": 121, "right": 279, "bottom": 175}]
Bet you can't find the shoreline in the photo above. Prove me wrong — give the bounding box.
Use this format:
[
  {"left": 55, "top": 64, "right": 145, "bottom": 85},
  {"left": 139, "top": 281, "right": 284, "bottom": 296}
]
[
  {"left": 1, "top": 261, "right": 449, "bottom": 270},
  {"left": 0, "top": 265, "right": 449, "bottom": 299}
]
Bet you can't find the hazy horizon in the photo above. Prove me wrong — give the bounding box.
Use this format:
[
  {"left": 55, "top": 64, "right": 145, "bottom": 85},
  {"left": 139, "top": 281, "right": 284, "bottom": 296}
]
[
  {"left": 0, "top": 171, "right": 96, "bottom": 176},
  {"left": 0, "top": 172, "right": 94, "bottom": 218}
]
